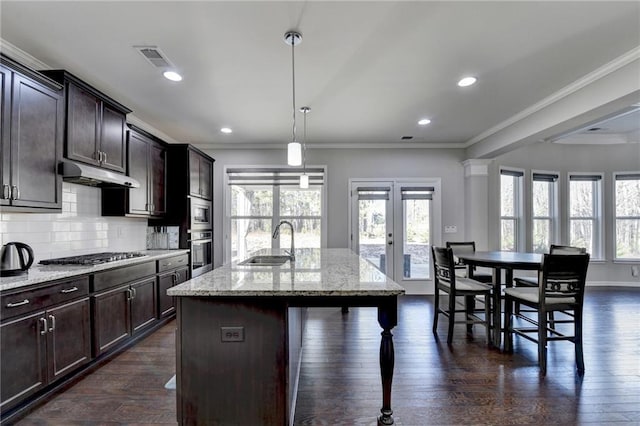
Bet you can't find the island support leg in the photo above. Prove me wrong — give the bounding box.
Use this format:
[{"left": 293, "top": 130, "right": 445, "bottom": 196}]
[{"left": 378, "top": 299, "right": 398, "bottom": 425}]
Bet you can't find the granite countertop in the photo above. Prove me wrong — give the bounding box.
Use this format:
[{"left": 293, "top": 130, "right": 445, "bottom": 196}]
[
  {"left": 168, "top": 248, "right": 405, "bottom": 297},
  {"left": 0, "top": 249, "right": 190, "bottom": 292}
]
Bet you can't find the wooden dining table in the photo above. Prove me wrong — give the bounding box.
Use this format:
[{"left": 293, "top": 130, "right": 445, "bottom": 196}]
[{"left": 456, "top": 251, "right": 542, "bottom": 348}]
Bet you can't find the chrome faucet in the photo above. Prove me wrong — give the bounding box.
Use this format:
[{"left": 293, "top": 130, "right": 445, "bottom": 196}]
[{"left": 272, "top": 220, "right": 295, "bottom": 261}]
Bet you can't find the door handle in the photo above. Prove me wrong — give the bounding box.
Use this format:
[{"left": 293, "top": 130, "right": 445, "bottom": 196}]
[
  {"left": 48, "top": 315, "right": 56, "bottom": 332},
  {"left": 40, "top": 317, "right": 48, "bottom": 335},
  {"left": 388, "top": 240, "right": 393, "bottom": 245}
]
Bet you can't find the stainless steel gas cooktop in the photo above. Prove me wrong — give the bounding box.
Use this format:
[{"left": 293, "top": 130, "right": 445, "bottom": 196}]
[{"left": 39, "top": 252, "right": 146, "bottom": 265}]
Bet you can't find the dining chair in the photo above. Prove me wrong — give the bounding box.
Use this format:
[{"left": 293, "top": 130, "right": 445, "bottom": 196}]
[
  {"left": 504, "top": 252, "right": 590, "bottom": 375},
  {"left": 445, "top": 241, "right": 493, "bottom": 283},
  {"left": 432, "top": 246, "right": 492, "bottom": 345},
  {"left": 514, "top": 245, "right": 586, "bottom": 287}
]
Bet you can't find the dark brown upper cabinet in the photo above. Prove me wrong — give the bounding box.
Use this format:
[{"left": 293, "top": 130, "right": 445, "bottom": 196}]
[
  {"left": 102, "top": 125, "right": 166, "bottom": 217},
  {"left": 0, "top": 55, "right": 64, "bottom": 212},
  {"left": 41, "top": 70, "right": 131, "bottom": 174},
  {"left": 189, "top": 149, "right": 213, "bottom": 200}
]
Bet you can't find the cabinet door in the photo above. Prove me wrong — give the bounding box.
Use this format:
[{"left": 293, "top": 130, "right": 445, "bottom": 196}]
[
  {"left": 100, "top": 104, "right": 126, "bottom": 173},
  {"left": 0, "top": 65, "right": 10, "bottom": 206},
  {"left": 92, "top": 284, "right": 131, "bottom": 356},
  {"left": 130, "top": 277, "right": 157, "bottom": 334},
  {"left": 10, "top": 73, "right": 62, "bottom": 209},
  {"left": 188, "top": 149, "right": 201, "bottom": 198},
  {"left": 149, "top": 141, "right": 166, "bottom": 216},
  {"left": 157, "top": 266, "right": 188, "bottom": 318},
  {"left": 47, "top": 298, "right": 91, "bottom": 381},
  {"left": 199, "top": 156, "right": 213, "bottom": 200},
  {"left": 66, "top": 82, "right": 100, "bottom": 166},
  {"left": 0, "top": 310, "right": 47, "bottom": 412},
  {"left": 127, "top": 130, "right": 150, "bottom": 215}
]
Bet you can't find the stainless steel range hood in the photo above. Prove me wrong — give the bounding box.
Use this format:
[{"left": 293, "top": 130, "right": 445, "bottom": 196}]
[{"left": 59, "top": 161, "right": 140, "bottom": 188}]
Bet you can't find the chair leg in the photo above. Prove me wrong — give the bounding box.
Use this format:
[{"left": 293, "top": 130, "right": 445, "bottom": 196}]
[
  {"left": 447, "top": 293, "right": 456, "bottom": 345},
  {"left": 432, "top": 289, "right": 440, "bottom": 335},
  {"left": 504, "top": 296, "right": 513, "bottom": 352},
  {"left": 538, "top": 309, "right": 548, "bottom": 376},
  {"left": 548, "top": 311, "right": 555, "bottom": 329},
  {"left": 575, "top": 309, "right": 585, "bottom": 373},
  {"left": 484, "top": 293, "right": 491, "bottom": 346},
  {"left": 465, "top": 295, "right": 475, "bottom": 334}
]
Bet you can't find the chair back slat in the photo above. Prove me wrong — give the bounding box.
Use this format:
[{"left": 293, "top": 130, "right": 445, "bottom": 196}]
[
  {"left": 432, "top": 246, "right": 455, "bottom": 289},
  {"left": 540, "top": 253, "right": 590, "bottom": 301},
  {"left": 549, "top": 244, "right": 587, "bottom": 255},
  {"left": 446, "top": 241, "right": 476, "bottom": 256}
]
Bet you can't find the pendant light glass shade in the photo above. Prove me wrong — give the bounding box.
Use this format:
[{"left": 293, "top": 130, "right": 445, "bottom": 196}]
[
  {"left": 299, "top": 173, "right": 309, "bottom": 188},
  {"left": 287, "top": 141, "right": 302, "bottom": 166}
]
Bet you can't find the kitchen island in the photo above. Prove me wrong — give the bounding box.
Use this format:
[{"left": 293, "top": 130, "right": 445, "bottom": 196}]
[{"left": 168, "top": 248, "right": 405, "bottom": 425}]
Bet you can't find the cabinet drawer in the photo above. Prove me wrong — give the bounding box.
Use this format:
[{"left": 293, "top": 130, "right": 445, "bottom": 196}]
[
  {"left": 1, "top": 277, "right": 89, "bottom": 320},
  {"left": 92, "top": 261, "right": 155, "bottom": 293},
  {"left": 158, "top": 254, "right": 189, "bottom": 273}
]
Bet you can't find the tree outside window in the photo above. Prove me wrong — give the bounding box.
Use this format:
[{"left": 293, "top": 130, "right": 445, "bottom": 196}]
[{"left": 615, "top": 173, "right": 640, "bottom": 259}]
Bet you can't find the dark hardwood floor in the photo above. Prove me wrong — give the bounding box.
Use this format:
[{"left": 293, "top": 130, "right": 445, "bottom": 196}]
[{"left": 13, "top": 287, "right": 640, "bottom": 425}]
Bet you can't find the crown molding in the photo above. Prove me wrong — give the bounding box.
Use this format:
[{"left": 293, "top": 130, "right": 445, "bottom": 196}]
[
  {"left": 0, "top": 38, "right": 49, "bottom": 70},
  {"left": 465, "top": 45, "right": 640, "bottom": 148},
  {"left": 195, "top": 142, "right": 466, "bottom": 150}
]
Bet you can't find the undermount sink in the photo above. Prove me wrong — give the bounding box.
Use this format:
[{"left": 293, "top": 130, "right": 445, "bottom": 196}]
[{"left": 238, "top": 255, "right": 291, "bottom": 266}]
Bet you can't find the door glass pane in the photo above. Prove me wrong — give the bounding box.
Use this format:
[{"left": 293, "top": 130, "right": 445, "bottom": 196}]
[
  {"left": 402, "top": 199, "right": 430, "bottom": 279},
  {"left": 533, "top": 219, "right": 550, "bottom": 253},
  {"left": 230, "top": 218, "right": 272, "bottom": 261},
  {"left": 570, "top": 219, "right": 593, "bottom": 254},
  {"left": 358, "top": 199, "right": 387, "bottom": 272},
  {"left": 501, "top": 219, "right": 516, "bottom": 251}
]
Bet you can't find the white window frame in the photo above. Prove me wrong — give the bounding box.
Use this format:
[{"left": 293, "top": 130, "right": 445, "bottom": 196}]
[
  {"left": 499, "top": 167, "right": 525, "bottom": 252},
  {"left": 531, "top": 170, "right": 559, "bottom": 253},
  {"left": 223, "top": 165, "right": 328, "bottom": 264},
  {"left": 568, "top": 172, "right": 603, "bottom": 260},
  {"left": 613, "top": 172, "right": 640, "bottom": 261}
]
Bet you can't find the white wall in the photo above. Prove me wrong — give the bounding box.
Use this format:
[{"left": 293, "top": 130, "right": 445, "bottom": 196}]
[
  {"left": 490, "top": 141, "right": 640, "bottom": 284},
  {"left": 198, "top": 147, "right": 467, "bottom": 268},
  {"left": 0, "top": 183, "right": 148, "bottom": 263}
]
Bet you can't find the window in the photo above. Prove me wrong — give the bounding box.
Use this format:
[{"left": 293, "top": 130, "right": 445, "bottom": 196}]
[
  {"left": 614, "top": 173, "right": 640, "bottom": 260},
  {"left": 500, "top": 169, "right": 524, "bottom": 251},
  {"left": 531, "top": 172, "right": 558, "bottom": 253},
  {"left": 226, "top": 167, "right": 325, "bottom": 262},
  {"left": 569, "top": 174, "right": 602, "bottom": 258}
]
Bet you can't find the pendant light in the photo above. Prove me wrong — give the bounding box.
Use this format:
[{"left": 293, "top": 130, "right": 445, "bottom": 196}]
[
  {"left": 299, "top": 106, "right": 310, "bottom": 188},
  {"left": 284, "top": 31, "right": 302, "bottom": 166}
]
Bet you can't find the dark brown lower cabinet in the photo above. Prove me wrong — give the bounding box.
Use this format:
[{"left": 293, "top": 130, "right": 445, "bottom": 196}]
[
  {"left": 131, "top": 277, "right": 157, "bottom": 334},
  {"left": 93, "top": 276, "right": 159, "bottom": 356},
  {"left": 92, "top": 285, "right": 131, "bottom": 356},
  {"left": 0, "top": 298, "right": 91, "bottom": 413},
  {"left": 157, "top": 266, "right": 189, "bottom": 318}
]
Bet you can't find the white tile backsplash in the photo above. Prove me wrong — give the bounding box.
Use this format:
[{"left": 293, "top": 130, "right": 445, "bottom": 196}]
[{"left": 0, "top": 182, "right": 147, "bottom": 263}]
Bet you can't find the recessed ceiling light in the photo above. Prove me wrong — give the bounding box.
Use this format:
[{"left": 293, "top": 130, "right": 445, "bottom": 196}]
[
  {"left": 220, "top": 127, "right": 232, "bottom": 134},
  {"left": 457, "top": 76, "right": 477, "bottom": 87},
  {"left": 418, "top": 118, "right": 431, "bottom": 125},
  {"left": 163, "top": 71, "right": 183, "bottom": 82}
]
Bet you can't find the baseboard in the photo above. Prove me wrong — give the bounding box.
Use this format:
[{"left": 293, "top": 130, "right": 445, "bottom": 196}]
[{"left": 586, "top": 281, "right": 640, "bottom": 287}]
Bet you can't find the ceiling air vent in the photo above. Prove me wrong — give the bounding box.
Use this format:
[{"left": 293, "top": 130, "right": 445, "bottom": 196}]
[{"left": 133, "top": 45, "right": 173, "bottom": 69}]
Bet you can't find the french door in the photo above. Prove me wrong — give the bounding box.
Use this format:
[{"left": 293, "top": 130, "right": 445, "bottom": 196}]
[{"left": 350, "top": 180, "right": 438, "bottom": 293}]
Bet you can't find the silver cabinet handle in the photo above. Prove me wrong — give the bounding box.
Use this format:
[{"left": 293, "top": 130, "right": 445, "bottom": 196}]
[
  {"left": 2, "top": 184, "right": 9, "bottom": 199},
  {"left": 11, "top": 185, "right": 19, "bottom": 200},
  {"left": 172, "top": 272, "right": 177, "bottom": 284},
  {"left": 96, "top": 151, "right": 101, "bottom": 162},
  {"left": 6, "top": 299, "right": 29, "bottom": 308},
  {"left": 102, "top": 152, "right": 107, "bottom": 163},
  {"left": 40, "top": 317, "right": 48, "bottom": 335},
  {"left": 48, "top": 315, "right": 55, "bottom": 332},
  {"left": 60, "top": 286, "right": 79, "bottom": 294},
  {"left": 126, "top": 288, "right": 133, "bottom": 300}
]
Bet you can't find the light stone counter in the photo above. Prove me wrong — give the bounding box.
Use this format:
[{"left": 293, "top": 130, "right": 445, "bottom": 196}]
[
  {"left": 0, "top": 249, "right": 190, "bottom": 292},
  {"left": 168, "top": 248, "right": 405, "bottom": 297}
]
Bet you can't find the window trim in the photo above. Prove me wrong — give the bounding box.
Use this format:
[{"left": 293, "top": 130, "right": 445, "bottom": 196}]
[
  {"left": 499, "top": 167, "right": 525, "bottom": 252},
  {"left": 568, "top": 172, "right": 604, "bottom": 260},
  {"left": 224, "top": 165, "right": 328, "bottom": 264},
  {"left": 613, "top": 171, "right": 640, "bottom": 261},
  {"left": 531, "top": 169, "right": 559, "bottom": 253}
]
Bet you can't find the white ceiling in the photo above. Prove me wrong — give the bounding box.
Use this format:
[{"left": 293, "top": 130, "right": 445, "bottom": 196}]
[{"left": 1, "top": 1, "right": 639, "bottom": 151}]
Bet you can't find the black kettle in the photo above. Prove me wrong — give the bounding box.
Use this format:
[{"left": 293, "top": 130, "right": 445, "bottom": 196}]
[{"left": 0, "top": 242, "right": 34, "bottom": 277}]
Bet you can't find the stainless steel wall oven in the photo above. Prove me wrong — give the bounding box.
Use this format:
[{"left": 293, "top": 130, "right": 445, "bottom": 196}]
[{"left": 190, "top": 230, "right": 213, "bottom": 277}]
